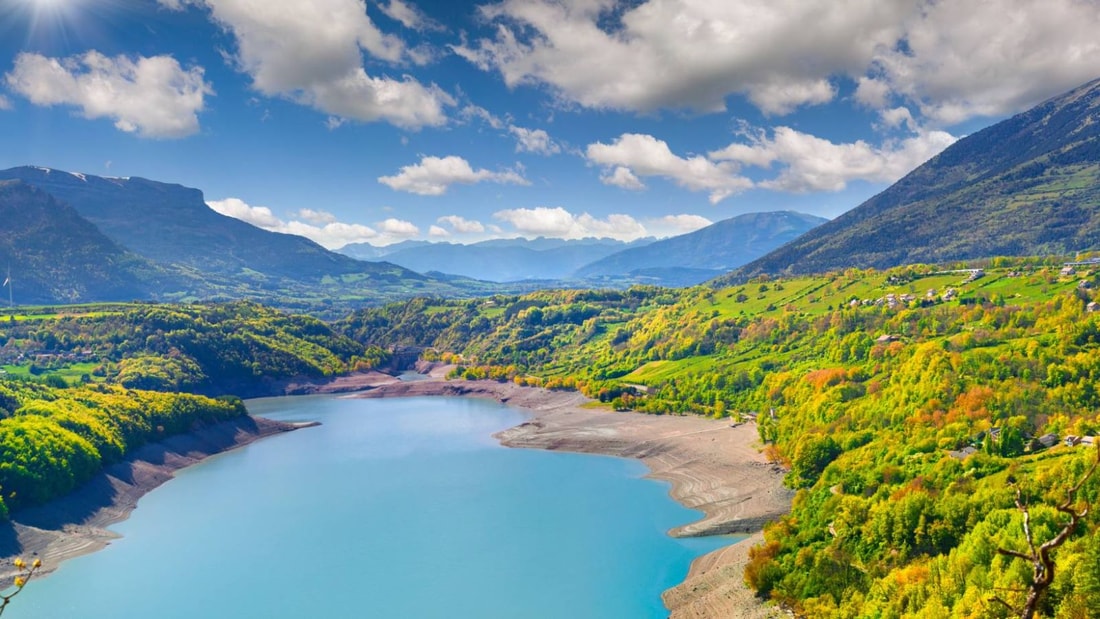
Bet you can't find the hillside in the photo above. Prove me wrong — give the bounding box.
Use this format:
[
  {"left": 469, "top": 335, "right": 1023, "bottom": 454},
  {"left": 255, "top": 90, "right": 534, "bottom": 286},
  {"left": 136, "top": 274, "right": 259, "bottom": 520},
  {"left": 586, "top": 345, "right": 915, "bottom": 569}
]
[
  {"left": 0, "top": 180, "right": 171, "bottom": 304},
  {"left": 0, "top": 167, "right": 514, "bottom": 310},
  {"left": 338, "top": 237, "right": 650, "bottom": 282},
  {"left": 0, "top": 166, "right": 409, "bottom": 281},
  {"left": 727, "top": 77, "right": 1100, "bottom": 281},
  {"left": 340, "top": 258, "right": 1100, "bottom": 616},
  {"left": 575, "top": 211, "right": 826, "bottom": 285}
]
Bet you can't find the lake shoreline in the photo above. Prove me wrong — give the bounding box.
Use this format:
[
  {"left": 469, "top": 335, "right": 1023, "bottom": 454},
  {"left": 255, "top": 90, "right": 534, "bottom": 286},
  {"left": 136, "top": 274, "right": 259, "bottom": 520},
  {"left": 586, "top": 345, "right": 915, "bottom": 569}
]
[
  {"left": 354, "top": 374, "right": 793, "bottom": 619},
  {"left": 2, "top": 369, "right": 791, "bottom": 618},
  {"left": 0, "top": 415, "right": 310, "bottom": 588}
]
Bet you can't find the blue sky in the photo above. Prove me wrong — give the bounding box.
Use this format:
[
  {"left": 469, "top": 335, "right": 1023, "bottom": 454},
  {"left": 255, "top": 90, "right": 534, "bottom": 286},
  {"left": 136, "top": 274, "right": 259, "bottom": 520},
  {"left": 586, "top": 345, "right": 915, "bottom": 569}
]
[{"left": 1, "top": 0, "right": 1099, "bottom": 248}]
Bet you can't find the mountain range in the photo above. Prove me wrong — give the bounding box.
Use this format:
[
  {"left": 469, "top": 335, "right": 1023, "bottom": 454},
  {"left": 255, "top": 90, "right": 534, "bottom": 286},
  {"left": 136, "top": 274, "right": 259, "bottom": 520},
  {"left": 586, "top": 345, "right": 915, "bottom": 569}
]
[
  {"left": 576, "top": 211, "right": 827, "bottom": 285},
  {"left": 728, "top": 76, "right": 1100, "bottom": 281},
  {"left": 7, "top": 73, "right": 1100, "bottom": 308},
  {"left": 338, "top": 237, "right": 654, "bottom": 282},
  {"left": 0, "top": 167, "right": 483, "bottom": 310}
]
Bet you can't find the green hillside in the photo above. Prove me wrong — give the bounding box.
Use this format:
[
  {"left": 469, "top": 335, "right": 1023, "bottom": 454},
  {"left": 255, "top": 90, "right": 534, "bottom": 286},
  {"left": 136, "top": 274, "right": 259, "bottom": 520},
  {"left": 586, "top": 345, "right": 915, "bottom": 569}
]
[{"left": 341, "top": 257, "right": 1100, "bottom": 616}]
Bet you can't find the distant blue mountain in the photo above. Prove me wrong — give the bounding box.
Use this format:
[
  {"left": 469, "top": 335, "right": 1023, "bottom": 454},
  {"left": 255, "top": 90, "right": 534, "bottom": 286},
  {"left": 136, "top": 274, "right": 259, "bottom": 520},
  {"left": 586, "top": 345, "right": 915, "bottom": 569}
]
[
  {"left": 574, "top": 211, "right": 828, "bottom": 286},
  {"left": 337, "top": 237, "right": 654, "bottom": 282}
]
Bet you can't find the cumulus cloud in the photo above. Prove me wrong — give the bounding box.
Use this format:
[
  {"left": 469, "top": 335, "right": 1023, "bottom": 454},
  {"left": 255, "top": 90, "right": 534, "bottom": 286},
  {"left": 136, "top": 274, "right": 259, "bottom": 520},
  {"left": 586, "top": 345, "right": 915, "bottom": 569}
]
[
  {"left": 455, "top": 0, "right": 908, "bottom": 115},
  {"left": 207, "top": 198, "right": 423, "bottom": 248},
  {"left": 600, "top": 166, "right": 645, "bottom": 191},
  {"left": 509, "top": 126, "right": 560, "bottom": 155},
  {"left": 208, "top": 198, "right": 282, "bottom": 228},
  {"left": 428, "top": 225, "right": 450, "bottom": 238},
  {"left": 378, "top": 155, "right": 529, "bottom": 195},
  {"left": 492, "top": 206, "right": 711, "bottom": 241},
  {"left": 873, "top": 0, "right": 1100, "bottom": 124},
  {"left": 493, "top": 207, "right": 648, "bottom": 240},
  {"left": 295, "top": 208, "right": 337, "bottom": 225},
  {"left": 160, "top": 0, "right": 451, "bottom": 128},
  {"left": 437, "top": 215, "right": 486, "bottom": 233},
  {"left": 5, "top": 51, "right": 211, "bottom": 138},
  {"left": 710, "top": 126, "right": 958, "bottom": 192},
  {"left": 456, "top": 0, "right": 1100, "bottom": 124},
  {"left": 378, "top": 217, "right": 420, "bottom": 236},
  {"left": 586, "top": 133, "right": 751, "bottom": 204},
  {"left": 0, "top": 95, "right": 11, "bottom": 111},
  {"left": 652, "top": 214, "right": 713, "bottom": 234}
]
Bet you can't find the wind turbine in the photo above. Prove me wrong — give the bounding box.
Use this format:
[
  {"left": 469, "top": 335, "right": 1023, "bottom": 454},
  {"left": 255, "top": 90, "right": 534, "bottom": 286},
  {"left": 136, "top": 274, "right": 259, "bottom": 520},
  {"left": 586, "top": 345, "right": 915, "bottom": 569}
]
[{"left": 3, "top": 265, "right": 11, "bottom": 309}]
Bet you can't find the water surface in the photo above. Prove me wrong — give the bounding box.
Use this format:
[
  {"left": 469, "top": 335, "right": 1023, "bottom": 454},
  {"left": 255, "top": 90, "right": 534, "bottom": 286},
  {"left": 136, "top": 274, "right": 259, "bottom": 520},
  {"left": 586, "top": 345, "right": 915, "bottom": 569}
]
[{"left": 16, "top": 395, "right": 733, "bottom": 618}]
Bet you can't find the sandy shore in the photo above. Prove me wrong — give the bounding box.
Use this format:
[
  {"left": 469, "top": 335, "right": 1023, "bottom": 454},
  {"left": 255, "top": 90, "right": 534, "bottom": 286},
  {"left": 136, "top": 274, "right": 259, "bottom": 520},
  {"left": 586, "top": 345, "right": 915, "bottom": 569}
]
[
  {"left": 355, "top": 377, "right": 793, "bottom": 618},
  {"left": 0, "top": 415, "right": 310, "bottom": 588}
]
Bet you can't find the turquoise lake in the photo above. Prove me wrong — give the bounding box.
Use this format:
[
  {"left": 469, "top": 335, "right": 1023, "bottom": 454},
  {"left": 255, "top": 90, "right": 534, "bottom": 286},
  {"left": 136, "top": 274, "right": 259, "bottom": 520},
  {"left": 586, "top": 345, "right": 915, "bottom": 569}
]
[{"left": 14, "top": 394, "right": 733, "bottom": 618}]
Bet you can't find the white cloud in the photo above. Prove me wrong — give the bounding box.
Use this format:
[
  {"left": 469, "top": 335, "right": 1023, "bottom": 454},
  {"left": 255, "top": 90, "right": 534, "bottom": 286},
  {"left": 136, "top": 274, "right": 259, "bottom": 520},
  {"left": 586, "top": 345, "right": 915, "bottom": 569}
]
[
  {"left": 493, "top": 207, "right": 648, "bottom": 240},
  {"left": 878, "top": 107, "right": 917, "bottom": 131},
  {"left": 164, "top": 0, "right": 451, "bottom": 128},
  {"left": 379, "top": 155, "right": 529, "bottom": 195},
  {"left": 509, "top": 126, "right": 560, "bottom": 154},
  {"left": 710, "top": 126, "right": 957, "bottom": 193},
  {"left": 455, "top": 0, "right": 908, "bottom": 115},
  {"left": 652, "top": 214, "right": 713, "bottom": 234},
  {"left": 746, "top": 77, "right": 836, "bottom": 116},
  {"left": 378, "top": 217, "right": 420, "bottom": 236},
  {"left": 586, "top": 133, "right": 751, "bottom": 204},
  {"left": 428, "top": 225, "right": 450, "bottom": 238},
  {"left": 873, "top": 0, "right": 1100, "bottom": 124},
  {"left": 460, "top": 104, "right": 506, "bottom": 130},
  {"left": 491, "top": 206, "right": 712, "bottom": 241},
  {"left": 208, "top": 198, "right": 283, "bottom": 228},
  {"left": 379, "top": 0, "right": 441, "bottom": 31},
  {"left": 437, "top": 215, "right": 486, "bottom": 233},
  {"left": 5, "top": 51, "right": 211, "bottom": 138},
  {"left": 854, "top": 76, "right": 891, "bottom": 109},
  {"left": 600, "top": 166, "right": 645, "bottom": 191},
  {"left": 0, "top": 94, "right": 11, "bottom": 110},
  {"left": 456, "top": 0, "right": 1100, "bottom": 124},
  {"left": 296, "top": 208, "right": 337, "bottom": 225},
  {"left": 206, "top": 197, "right": 429, "bottom": 248}
]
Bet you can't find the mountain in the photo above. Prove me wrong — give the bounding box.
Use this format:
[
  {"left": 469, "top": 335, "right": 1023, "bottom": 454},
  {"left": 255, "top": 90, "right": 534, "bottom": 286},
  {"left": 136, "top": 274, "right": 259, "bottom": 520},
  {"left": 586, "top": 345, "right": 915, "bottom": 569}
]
[
  {"left": 728, "top": 77, "right": 1100, "bottom": 281},
  {"left": 338, "top": 240, "right": 433, "bottom": 261},
  {"left": 574, "top": 211, "right": 827, "bottom": 286},
  {"left": 0, "top": 180, "right": 169, "bottom": 304},
  {"left": 337, "top": 237, "right": 653, "bottom": 282},
  {"left": 0, "top": 166, "right": 416, "bottom": 282}
]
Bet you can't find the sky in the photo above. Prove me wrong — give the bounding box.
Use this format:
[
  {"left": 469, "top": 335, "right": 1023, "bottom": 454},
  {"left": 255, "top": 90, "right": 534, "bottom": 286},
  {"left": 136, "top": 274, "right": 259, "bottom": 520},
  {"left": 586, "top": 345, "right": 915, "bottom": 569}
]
[{"left": 0, "top": 0, "right": 1098, "bottom": 249}]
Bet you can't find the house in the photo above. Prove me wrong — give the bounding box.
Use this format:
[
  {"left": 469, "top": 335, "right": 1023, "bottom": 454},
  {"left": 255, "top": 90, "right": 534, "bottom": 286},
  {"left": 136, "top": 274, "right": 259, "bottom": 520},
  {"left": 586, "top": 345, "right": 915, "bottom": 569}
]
[
  {"left": 1037, "top": 433, "right": 1059, "bottom": 449},
  {"left": 1078, "top": 280, "right": 1093, "bottom": 289},
  {"left": 1061, "top": 266, "right": 1077, "bottom": 277},
  {"left": 876, "top": 334, "right": 899, "bottom": 344},
  {"left": 1087, "top": 301, "right": 1099, "bottom": 313},
  {"left": 942, "top": 288, "right": 958, "bottom": 301},
  {"left": 1081, "top": 436, "right": 1096, "bottom": 447},
  {"left": 1065, "top": 435, "right": 1081, "bottom": 447},
  {"left": 948, "top": 446, "right": 979, "bottom": 460}
]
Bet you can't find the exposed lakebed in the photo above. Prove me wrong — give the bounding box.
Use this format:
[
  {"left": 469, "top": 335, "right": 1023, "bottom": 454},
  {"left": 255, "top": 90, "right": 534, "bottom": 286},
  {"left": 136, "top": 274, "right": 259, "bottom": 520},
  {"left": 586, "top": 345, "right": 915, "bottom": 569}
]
[{"left": 14, "top": 394, "right": 732, "bottom": 618}]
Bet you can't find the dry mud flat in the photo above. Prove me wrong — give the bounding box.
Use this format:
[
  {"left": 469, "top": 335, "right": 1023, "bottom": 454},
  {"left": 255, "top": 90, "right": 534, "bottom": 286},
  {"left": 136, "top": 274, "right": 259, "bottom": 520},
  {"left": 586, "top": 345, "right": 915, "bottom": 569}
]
[{"left": 357, "top": 378, "right": 794, "bottom": 618}]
